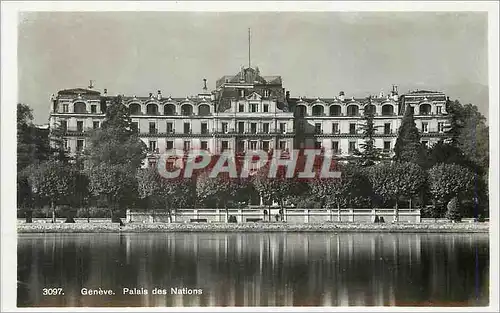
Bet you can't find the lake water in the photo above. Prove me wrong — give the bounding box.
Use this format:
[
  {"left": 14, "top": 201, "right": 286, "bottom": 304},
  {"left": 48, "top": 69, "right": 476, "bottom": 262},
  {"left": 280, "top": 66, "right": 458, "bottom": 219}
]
[{"left": 17, "top": 232, "right": 489, "bottom": 307}]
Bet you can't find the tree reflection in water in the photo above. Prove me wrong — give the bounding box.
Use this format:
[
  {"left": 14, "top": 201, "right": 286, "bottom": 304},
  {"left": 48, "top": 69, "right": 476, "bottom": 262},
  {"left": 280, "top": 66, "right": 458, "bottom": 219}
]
[{"left": 17, "top": 233, "right": 489, "bottom": 307}]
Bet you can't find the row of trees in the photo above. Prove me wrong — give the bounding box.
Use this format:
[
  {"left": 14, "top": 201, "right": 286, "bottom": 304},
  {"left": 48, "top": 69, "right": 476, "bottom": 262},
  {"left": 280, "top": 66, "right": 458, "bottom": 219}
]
[{"left": 17, "top": 93, "right": 489, "bottom": 222}]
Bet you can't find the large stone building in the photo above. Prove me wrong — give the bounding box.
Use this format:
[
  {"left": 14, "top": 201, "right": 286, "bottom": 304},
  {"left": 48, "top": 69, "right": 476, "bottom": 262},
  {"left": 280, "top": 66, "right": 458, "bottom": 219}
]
[{"left": 48, "top": 66, "right": 449, "bottom": 167}]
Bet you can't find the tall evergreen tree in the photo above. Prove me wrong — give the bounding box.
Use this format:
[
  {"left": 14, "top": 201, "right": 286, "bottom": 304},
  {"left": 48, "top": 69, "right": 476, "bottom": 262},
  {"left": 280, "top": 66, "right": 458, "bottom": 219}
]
[
  {"left": 394, "top": 104, "right": 426, "bottom": 166},
  {"left": 85, "top": 95, "right": 147, "bottom": 221},
  {"left": 355, "top": 97, "right": 383, "bottom": 166}
]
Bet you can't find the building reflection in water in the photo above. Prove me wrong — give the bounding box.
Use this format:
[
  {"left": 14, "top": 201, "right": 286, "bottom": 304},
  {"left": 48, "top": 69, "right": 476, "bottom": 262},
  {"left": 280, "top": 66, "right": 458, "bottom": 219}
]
[{"left": 17, "top": 232, "right": 489, "bottom": 307}]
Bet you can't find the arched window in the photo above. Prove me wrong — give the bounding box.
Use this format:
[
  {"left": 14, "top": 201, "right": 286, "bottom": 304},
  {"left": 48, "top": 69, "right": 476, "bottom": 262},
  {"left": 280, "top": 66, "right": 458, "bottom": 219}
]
[
  {"left": 181, "top": 104, "right": 193, "bottom": 116},
  {"left": 420, "top": 103, "right": 431, "bottom": 115},
  {"left": 146, "top": 103, "right": 158, "bottom": 115},
  {"left": 164, "top": 104, "right": 176, "bottom": 116},
  {"left": 347, "top": 105, "right": 359, "bottom": 116},
  {"left": 329, "top": 105, "right": 341, "bottom": 116},
  {"left": 296, "top": 105, "right": 307, "bottom": 117},
  {"left": 364, "top": 104, "right": 376, "bottom": 115},
  {"left": 381, "top": 104, "right": 394, "bottom": 116},
  {"left": 129, "top": 103, "right": 141, "bottom": 115},
  {"left": 198, "top": 104, "right": 211, "bottom": 116},
  {"left": 74, "top": 102, "right": 86, "bottom": 113},
  {"left": 312, "top": 105, "right": 324, "bottom": 116}
]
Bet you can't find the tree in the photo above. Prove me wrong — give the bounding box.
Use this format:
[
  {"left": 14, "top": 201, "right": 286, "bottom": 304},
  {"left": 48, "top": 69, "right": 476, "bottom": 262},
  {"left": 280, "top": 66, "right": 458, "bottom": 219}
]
[
  {"left": 252, "top": 164, "right": 308, "bottom": 211},
  {"left": 427, "top": 163, "right": 475, "bottom": 216},
  {"left": 196, "top": 171, "right": 247, "bottom": 222},
  {"left": 446, "top": 197, "right": 461, "bottom": 222},
  {"left": 85, "top": 95, "right": 146, "bottom": 169},
  {"left": 137, "top": 168, "right": 194, "bottom": 222},
  {"left": 84, "top": 96, "right": 147, "bottom": 221},
  {"left": 17, "top": 103, "right": 51, "bottom": 171},
  {"left": 457, "top": 103, "right": 489, "bottom": 174},
  {"left": 444, "top": 99, "right": 464, "bottom": 147},
  {"left": 354, "top": 97, "right": 383, "bottom": 166},
  {"left": 87, "top": 163, "right": 138, "bottom": 220},
  {"left": 368, "top": 162, "right": 426, "bottom": 222},
  {"left": 394, "top": 104, "right": 426, "bottom": 166},
  {"left": 26, "top": 160, "right": 79, "bottom": 223}
]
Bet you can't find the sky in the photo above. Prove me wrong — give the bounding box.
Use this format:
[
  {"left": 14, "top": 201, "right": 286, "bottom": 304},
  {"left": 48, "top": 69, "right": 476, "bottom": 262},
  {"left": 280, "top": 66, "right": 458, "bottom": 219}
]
[{"left": 18, "top": 11, "right": 489, "bottom": 124}]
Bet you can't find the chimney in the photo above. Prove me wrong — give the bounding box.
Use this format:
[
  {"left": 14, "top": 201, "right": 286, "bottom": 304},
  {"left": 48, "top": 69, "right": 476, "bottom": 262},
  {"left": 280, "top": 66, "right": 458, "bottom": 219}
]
[
  {"left": 339, "top": 91, "right": 345, "bottom": 102},
  {"left": 103, "top": 88, "right": 108, "bottom": 96},
  {"left": 157, "top": 90, "right": 162, "bottom": 100},
  {"left": 203, "top": 79, "right": 207, "bottom": 91},
  {"left": 286, "top": 91, "right": 290, "bottom": 101}
]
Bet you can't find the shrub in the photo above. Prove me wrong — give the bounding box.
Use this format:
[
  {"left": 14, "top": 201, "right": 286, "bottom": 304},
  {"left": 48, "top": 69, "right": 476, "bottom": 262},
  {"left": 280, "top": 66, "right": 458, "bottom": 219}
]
[
  {"left": 446, "top": 197, "right": 461, "bottom": 222},
  {"left": 228, "top": 215, "right": 237, "bottom": 223}
]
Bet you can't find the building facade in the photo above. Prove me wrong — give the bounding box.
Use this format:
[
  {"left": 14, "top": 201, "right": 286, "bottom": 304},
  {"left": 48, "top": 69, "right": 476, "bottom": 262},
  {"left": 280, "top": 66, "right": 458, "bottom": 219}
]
[{"left": 48, "top": 67, "right": 449, "bottom": 166}]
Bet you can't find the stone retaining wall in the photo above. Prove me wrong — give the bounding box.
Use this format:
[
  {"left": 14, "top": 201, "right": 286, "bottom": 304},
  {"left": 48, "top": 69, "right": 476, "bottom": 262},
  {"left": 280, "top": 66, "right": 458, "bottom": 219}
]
[{"left": 17, "top": 221, "right": 489, "bottom": 233}]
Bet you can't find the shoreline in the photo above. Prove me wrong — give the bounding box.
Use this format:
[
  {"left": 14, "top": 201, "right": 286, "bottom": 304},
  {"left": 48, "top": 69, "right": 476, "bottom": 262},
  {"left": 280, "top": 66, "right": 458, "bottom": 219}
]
[{"left": 17, "top": 222, "right": 489, "bottom": 233}]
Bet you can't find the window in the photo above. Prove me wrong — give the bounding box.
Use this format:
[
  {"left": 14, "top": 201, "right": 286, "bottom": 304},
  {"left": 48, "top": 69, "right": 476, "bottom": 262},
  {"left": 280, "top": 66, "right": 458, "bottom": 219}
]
[
  {"left": 315, "top": 123, "right": 322, "bottom": 134},
  {"left": 183, "top": 122, "right": 191, "bottom": 134},
  {"left": 149, "top": 140, "right": 157, "bottom": 152},
  {"left": 383, "top": 141, "right": 391, "bottom": 152},
  {"left": 132, "top": 122, "right": 139, "bottom": 132},
  {"left": 420, "top": 104, "right": 431, "bottom": 115},
  {"left": 437, "top": 122, "right": 445, "bottom": 133},
  {"left": 279, "top": 140, "right": 287, "bottom": 150},
  {"left": 280, "top": 123, "right": 286, "bottom": 133},
  {"left": 238, "top": 103, "right": 244, "bottom": 112},
  {"left": 237, "top": 140, "right": 245, "bottom": 152},
  {"left": 93, "top": 121, "right": 100, "bottom": 129},
  {"left": 421, "top": 122, "right": 429, "bottom": 133},
  {"left": 63, "top": 139, "right": 69, "bottom": 152},
  {"left": 201, "top": 122, "right": 208, "bottom": 134},
  {"left": 263, "top": 104, "right": 269, "bottom": 112},
  {"left": 63, "top": 103, "right": 69, "bottom": 113},
  {"left": 332, "top": 123, "right": 339, "bottom": 134},
  {"left": 312, "top": 106, "right": 324, "bottom": 116},
  {"left": 91, "top": 105, "right": 97, "bottom": 114},
  {"left": 183, "top": 141, "right": 191, "bottom": 151},
  {"left": 250, "top": 123, "right": 257, "bottom": 134},
  {"left": 238, "top": 122, "right": 245, "bottom": 133},
  {"left": 222, "top": 122, "right": 228, "bottom": 133},
  {"left": 262, "top": 141, "right": 270, "bottom": 151},
  {"left": 250, "top": 103, "right": 258, "bottom": 113},
  {"left": 77, "top": 121, "right": 83, "bottom": 132},
  {"left": 249, "top": 141, "right": 258, "bottom": 150},
  {"left": 221, "top": 141, "right": 229, "bottom": 152},
  {"left": 347, "top": 105, "right": 359, "bottom": 116},
  {"left": 436, "top": 106, "right": 442, "bottom": 114},
  {"left": 348, "top": 142, "right": 356, "bottom": 153},
  {"left": 314, "top": 141, "right": 322, "bottom": 149},
  {"left": 384, "top": 123, "right": 391, "bottom": 135},
  {"left": 263, "top": 123, "right": 270, "bottom": 133},
  {"left": 60, "top": 120, "right": 67, "bottom": 132},
  {"left": 166, "top": 122, "right": 174, "bottom": 133},
  {"left": 200, "top": 141, "right": 208, "bottom": 150},
  {"left": 149, "top": 122, "right": 157, "bottom": 134},
  {"left": 349, "top": 123, "right": 356, "bottom": 135},
  {"left": 76, "top": 139, "right": 84, "bottom": 152},
  {"left": 332, "top": 141, "right": 339, "bottom": 153},
  {"left": 166, "top": 140, "right": 174, "bottom": 150}
]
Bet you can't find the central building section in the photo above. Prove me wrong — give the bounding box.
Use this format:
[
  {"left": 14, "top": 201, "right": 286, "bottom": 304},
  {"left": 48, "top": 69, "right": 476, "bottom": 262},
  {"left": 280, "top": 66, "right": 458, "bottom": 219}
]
[{"left": 213, "top": 66, "right": 295, "bottom": 155}]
